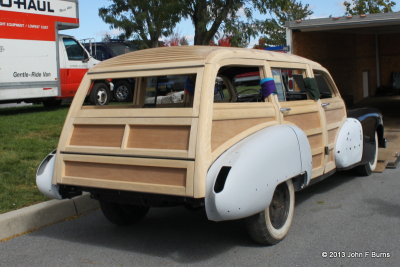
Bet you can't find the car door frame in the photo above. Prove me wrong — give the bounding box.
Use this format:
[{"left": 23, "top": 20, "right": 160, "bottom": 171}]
[{"left": 265, "top": 61, "right": 329, "bottom": 179}]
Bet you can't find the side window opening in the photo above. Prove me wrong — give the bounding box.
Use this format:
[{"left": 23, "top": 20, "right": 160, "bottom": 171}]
[
  {"left": 272, "top": 68, "right": 308, "bottom": 101},
  {"left": 215, "top": 66, "right": 263, "bottom": 103},
  {"left": 142, "top": 74, "right": 195, "bottom": 108},
  {"left": 313, "top": 70, "right": 334, "bottom": 99}
]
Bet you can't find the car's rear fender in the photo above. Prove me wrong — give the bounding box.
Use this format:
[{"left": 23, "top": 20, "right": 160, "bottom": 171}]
[{"left": 205, "top": 124, "right": 312, "bottom": 222}]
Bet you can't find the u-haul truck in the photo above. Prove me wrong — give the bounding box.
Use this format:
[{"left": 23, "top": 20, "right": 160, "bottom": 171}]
[{"left": 0, "top": 0, "right": 101, "bottom": 105}]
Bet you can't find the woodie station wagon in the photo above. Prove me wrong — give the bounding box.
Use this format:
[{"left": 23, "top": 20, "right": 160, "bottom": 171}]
[{"left": 37, "top": 46, "right": 385, "bottom": 245}]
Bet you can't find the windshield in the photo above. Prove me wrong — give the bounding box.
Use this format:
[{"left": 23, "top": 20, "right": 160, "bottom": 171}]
[{"left": 108, "top": 43, "right": 135, "bottom": 56}]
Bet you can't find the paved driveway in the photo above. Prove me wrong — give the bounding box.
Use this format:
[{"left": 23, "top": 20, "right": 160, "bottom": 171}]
[{"left": 1, "top": 169, "right": 399, "bottom": 267}]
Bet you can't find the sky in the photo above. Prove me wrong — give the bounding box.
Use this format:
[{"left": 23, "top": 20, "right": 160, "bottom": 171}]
[{"left": 63, "top": 0, "right": 399, "bottom": 46}]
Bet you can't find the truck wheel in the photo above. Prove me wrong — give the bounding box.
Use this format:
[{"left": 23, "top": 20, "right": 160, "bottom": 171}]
[
  {"left": 114, "top": 80, "right": 133, "bottom": 102},
  {"left": 90, "top": 83, "right": 111, "bottom": 105},
  {"left": 356, "top": 131, "right": 378, "bottom": 176},
  {"left": 245, "top": 179, "right": 295, "bottom": 245},
  {"left": 99, "top": 200, "right": 149, "bottom": 226}
]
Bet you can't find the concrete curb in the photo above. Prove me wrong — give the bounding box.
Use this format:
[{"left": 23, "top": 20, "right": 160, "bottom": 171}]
[{"left": 0, "top": 193, "right": 99, "bottom": 241}]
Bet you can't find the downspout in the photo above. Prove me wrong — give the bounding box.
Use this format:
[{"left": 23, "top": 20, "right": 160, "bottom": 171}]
[
  {"left": 286, "top": 28, "right": 293, "bottom": 54},
  {"left": 375, "top": 34, "right": 381, "bottom": 89}
]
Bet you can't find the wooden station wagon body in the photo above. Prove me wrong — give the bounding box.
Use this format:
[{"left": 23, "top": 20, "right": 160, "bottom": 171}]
[{"left": 37, "top": 46, "right": 385, "bottom": 244}]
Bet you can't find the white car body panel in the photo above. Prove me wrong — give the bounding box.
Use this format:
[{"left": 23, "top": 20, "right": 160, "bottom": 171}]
[
  {"left": 36, "top": 151, "right": 62, "bottom": 200},
  {"left": 205, "top": 124, "right": 312, "bottom": 222},
  {"left": 335, "top": 118, "right": 363, "bottom": 168}
]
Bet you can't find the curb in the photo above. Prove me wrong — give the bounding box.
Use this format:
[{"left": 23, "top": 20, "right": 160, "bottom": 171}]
[{"left": 0, "top": 193, "right": 99, "bottom": 241}]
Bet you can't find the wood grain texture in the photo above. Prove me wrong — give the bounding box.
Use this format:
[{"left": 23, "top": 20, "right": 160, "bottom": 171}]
[
  {"left": 325, "top": 108, "right": 346, "bottom": 125},
  {"left": 65, "top": 161, "right": 186, "bottom": 187},
  {"left": 128, "top": 125, "right": 190, "bottom": 150},
  {"left": 211, "top": 118, "right": 273, "bottom": 151},
  {"left": 70, "top": 125, "right": 125, "bottom": 147},
  {"left": 284, "top": 112, "right": 321, "bottom": 131}
]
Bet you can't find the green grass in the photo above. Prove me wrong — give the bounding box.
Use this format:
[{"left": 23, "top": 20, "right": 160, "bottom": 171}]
[{"left": 0, "top": 105, "right": 69, "bottom": 214}]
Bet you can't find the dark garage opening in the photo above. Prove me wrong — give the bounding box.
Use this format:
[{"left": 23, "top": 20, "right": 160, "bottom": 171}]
[{"left": 286, "top": 12, "right": 400, "bottom": 106}]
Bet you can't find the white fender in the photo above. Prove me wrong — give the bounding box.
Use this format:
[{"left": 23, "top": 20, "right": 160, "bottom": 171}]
[
  {"left": 36, "top": 151, "right": 62, "bottom": 200},
  {"left": 335, "top": 118, "right": 363, "bottom": 168},
  {"left": 205, "top": 124, "right": 312, "bottom": 222}
]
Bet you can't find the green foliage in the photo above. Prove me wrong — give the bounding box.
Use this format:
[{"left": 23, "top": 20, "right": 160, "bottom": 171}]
[
  {"left": 181, "top": 0, "right": 248, "bottom": 45},
  {"left": 99, "top": 0, "right": 183, "bottom": 48},
  {"left": 181, "top": 0, "right": 284, "bottom": 46},
  {"left": 258, "top": 0, "right": 313, "bottom": 47},
  {"left": 344, "top": 0, "right": 396, "bottom": 15},
  {"left": 0, "top": 106, "right": 68, "bottom": 213}
]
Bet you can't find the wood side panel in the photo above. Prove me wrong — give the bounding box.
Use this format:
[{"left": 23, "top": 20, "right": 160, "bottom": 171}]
[
  {"left": 325, "top": 108, "right": 346, "bottom": 125},
  {"left": 70, "top": 125, "right": 125, "bottom": 147},
  {"left": 328, "top": 128, "right": 339, "bottom": 145},
  {"left": 128, "top": 125, "right": 190, "bottom": 150},
  {"left": 312, "top": 153, "right": 323, "bottom": 169},
  {"left": 65, "top": 161, "right": 186, "bottom": 187},
  {"left": 307, "top": 133, "right": 323, "bottom": 150},
  {"left": 211, "top": 118, "right": 273, "bottom": 151},
  {"left": 284, "top": 112, "right": 321, "bottom": 131}
]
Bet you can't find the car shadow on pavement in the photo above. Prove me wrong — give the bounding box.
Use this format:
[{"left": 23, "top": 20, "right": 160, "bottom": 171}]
[
  {"left": 295, "top": 171, "right": 361, "bottom": 206},
  {"left": 31, "top": 171, "right": 367, "bottom": 263},
  {"left": 32, "top": 206, "right": 255, "bottom": 263}
]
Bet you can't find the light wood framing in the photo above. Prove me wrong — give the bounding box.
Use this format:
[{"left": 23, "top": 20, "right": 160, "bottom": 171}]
[{"left": 53, "top": 46, "right": 346, "bottom": 198}]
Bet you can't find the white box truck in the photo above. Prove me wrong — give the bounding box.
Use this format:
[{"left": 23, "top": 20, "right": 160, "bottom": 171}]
[{"left": 0, "top": 0, "right": 106, "bottom": 106}]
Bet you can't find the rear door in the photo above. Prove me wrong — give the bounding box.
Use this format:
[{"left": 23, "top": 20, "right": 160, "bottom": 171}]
[
  {"left": 268, "top": 62, "right": 328, "bottom": 179},
  {"left": 313, "top": 69, "right": 347, "bottom": 174}
]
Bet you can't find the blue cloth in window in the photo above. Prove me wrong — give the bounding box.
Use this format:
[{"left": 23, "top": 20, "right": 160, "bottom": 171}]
[{"left": 260, "top": 78, "right": 277, "bottom": 98}]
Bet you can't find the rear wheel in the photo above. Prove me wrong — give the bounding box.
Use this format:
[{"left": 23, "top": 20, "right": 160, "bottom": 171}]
[
  {"left": 113, "top": 80, "right": 133, "bottom": 102},
  {"left": 99, "top": 200, "right": 149, "bottom": 226},
  {"left": 356, "top": 131, "right": 378, "bottom": 176},
  {"left": 245, "top": 179, "right": 295, "bottom": 245}
]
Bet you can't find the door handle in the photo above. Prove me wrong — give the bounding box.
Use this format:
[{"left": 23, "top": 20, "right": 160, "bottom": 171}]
[
  {"left": 280, "top": 107, "right": 291, "bottom": 112},
  {"left": 321, "top": 103, "right": 330, "bottom": 108}
]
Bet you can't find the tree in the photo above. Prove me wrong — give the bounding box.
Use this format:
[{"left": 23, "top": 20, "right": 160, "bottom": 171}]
[
  {"left": 99, "top": 0, "right": 182, "bottom": 48},
  {"left": 181, "top": 0, "right": 283, "bottom": 46},
  {"left": 344, "top": 0, "right": 396, "bottom": 15},
  {"left": 258, "top": 0, "right": 313, "bottom": 47}
]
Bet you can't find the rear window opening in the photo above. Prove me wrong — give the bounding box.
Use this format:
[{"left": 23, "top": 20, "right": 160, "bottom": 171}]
[{"left": 82, "top": 74, "right": 197, "bottom": 109}]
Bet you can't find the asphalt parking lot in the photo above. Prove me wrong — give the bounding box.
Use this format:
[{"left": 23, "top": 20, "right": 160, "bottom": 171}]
[{"left": 1, "top": 168, "right": 399, "bottom": 267}]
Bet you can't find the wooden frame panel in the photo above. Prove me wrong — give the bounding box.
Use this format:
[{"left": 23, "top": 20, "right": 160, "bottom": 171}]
[
  {"left": 70, "top": 125, "right": 125, "bottom": 147},
  {"left": 57, "top": 154, "right": 194, "bottom": 196},
  {"left": 64, "top": 117, "right": 197, "bottom": 159},
  {"left": 127, "top": 125, "right": 190, "bottom": 150}
]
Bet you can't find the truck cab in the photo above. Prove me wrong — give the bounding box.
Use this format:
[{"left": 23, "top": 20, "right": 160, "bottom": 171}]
[{"left": 37, "top": 46, "right": 385, "bottom": 245}]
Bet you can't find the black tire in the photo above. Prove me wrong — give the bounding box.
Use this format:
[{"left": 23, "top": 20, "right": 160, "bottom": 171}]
[
  {"left": 99, "top": 200, "right": 149, "bottom": 226},
  {"left": 356, "top": 131, "right": 379, "bottom": 176},
  {"left": 89, "top": 83, "right": 111, "bottom": 106},
  {"left": 245, "top": 179, "right": 295, "bottom": 245},
  {"left": 113, "top": 80, "right": 133, "bottom": 102}
]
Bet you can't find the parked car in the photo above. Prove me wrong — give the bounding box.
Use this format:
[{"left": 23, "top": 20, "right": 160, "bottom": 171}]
[
  {"left": 83, "top": 40, "right": 137, "bottom": 102},
  {"left": 37, "top": 46, "right": 385, "bottom": 245}
]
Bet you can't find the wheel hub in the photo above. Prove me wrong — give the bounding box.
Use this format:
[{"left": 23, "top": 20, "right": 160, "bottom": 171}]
[{"left": 269, "top": 183, "right": 290, "bottom": 229}]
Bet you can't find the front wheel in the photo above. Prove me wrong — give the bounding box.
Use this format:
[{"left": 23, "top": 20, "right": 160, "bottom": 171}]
[
  {"left": 356, "top": 131, "right": 379, "bottom": 176},
  {"left": 99, "top": 200, "right": 149, "bottom": 226},
  {"left": 89, "top": 83, "right": 111, "bottom": 106},
  {"left": 245, "top": 179, "right": 295, "bottom": 245}
]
